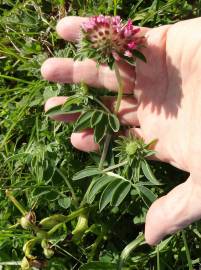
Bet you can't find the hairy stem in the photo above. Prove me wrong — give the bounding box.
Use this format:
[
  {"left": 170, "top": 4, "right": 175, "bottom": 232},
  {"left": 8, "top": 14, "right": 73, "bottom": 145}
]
[
  {"left": 103, "top": 160, "right": 127, "bottom": 172},
  {"left": 93, "top": 96, "right": 111, "bottom": 113},
  {"left": 88, "top": 231, "right": 106, "bottom": 261},
  {"left": 157, "top": 244, "right": 160, "bottom": 270},
  {"left": 47, "top": 207, "right": 88, "bottom": 236},
  {"left": 6, "top": 190, "right": 27, "bottom": 216},
  {"left": 98, "top": 134, "right": 112, "bottom": 169},
  {"left": 55, "top": 167, "right": 79, "bottom": 208},
  {"left": 114, "top": 62, "right": 124, "bottom": 114},
  {"left": 113, "top": 0, "right": 117, "bottom": 16},
  {"left": 98, "top": 63, "right": 123, "bottom": 169}
]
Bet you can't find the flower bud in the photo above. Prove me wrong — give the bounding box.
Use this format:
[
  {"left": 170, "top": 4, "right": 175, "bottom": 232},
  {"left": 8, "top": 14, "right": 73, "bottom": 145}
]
[{"left": 126, "top": 141, "right": 138, "bottom": 156}]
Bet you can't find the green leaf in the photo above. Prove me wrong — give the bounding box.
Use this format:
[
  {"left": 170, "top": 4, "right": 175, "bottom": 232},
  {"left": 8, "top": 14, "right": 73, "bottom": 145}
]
[
  {"left": 80, "top": 262, "right": 117, "bottom": 270},
  {"left": 141, "top": 160, "right": 161, "bottom": 185},
  {"left": 133, "top": 50, "right": 147, "bottom": 62},
  {"left": 144, "top": 150, "right": 157, "bottom": 157},
  {"left": 111, "top": 181, "right": 131, "bottom": 207},
  {"left": 137, "top": 184, "right": 157, "bottom": 203},
  {"left": 94, "top": 121, "right": 107, "bottom": 144},
  {"left": 45, "top": 104, "right": 82, "bottom": 117},
  {"left": 90, "top": 111, "right": 104, "bottom": 127},
  {"left": 145, "top": 138, "right": 158, "bottom": 149},
  {"left": 157, "top": 236, "right": 173, "bottom": 252},
  {"left": 74, "top": 110, "right": 94, "bottom": 131},
  {"left": 87, "top": 175, "right": 116, "bottom": 204},
  {"left": 45, "top": 105, "right": 63, "bottom": 116},
  {"left": 58, "top": 197, "right": 71, "bottom": 209},
  {"left": 62, "top": 95, "right": 83, "bottom": 109},
  {"left": 73, "top": 167, "right": 102, "bottom": 181},
  {"left": 108, "top": 114, "right": 120, "bottom": 132},
  {"left": 99, "top": 179, "right": 122, "bottom": 211}
]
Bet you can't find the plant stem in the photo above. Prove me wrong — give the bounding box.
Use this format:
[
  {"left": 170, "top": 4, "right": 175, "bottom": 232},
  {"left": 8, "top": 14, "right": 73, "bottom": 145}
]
[
  {"left": 6, "top": 190, "right": 27, "bottom": 216},
  {"left": 55, "top": 167, "right": 79, "bottom": 208},
  {"left": 98, "top": 63, "right": 123, "bottom": 169},
  {"left": 118, "top": 233, "right": 145, "bottom": 270},
  {"left": 47, "top": 223, "right": 64, "bottom": 236},
  {"left": 93, "top": 96, "right": 111, "bottom": 113},
  {"left": 98, "top": 134, "right": 112, "bottom": 169},
  {"left": 113, "top": 0, "right": 117, "bottom": 16},
  {"left": 47, "top": 207, "right": 87, "bottom": 236},
  {"left": 114, "top": 62, "right": 124, "bottom": 114},
  {"left": 103, "top": 160, "right": 127, "bottom": 172},
  {"left": 182, "top": 230, "right": 193, "bottom": 270},
  {"left": 98, "top": 63, "right": 123, "bottom": 170},
  {"left": 157, "top": 244, "right": 160, "bottom": 270},
  {"left": 88, "top": 230, "right": 106, "bottom": 261}
]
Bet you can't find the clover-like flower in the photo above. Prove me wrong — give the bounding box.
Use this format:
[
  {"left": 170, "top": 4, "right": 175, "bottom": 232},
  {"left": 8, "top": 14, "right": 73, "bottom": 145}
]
[{"left": 76, "top": 15, "right": 145, "bottom": 67}]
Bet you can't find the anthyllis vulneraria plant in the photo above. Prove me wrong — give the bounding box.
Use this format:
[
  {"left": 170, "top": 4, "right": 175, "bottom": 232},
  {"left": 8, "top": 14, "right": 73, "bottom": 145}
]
[
  {"left": 6, "top": 15, "right": 161, "bottom": 270},
  {"left": 74, "top": 15, "right": 147, "bottom": 169}
]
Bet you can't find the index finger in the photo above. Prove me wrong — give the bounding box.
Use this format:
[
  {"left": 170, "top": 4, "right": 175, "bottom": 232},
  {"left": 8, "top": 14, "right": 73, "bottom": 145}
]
[
  {"left": 56, "top": 16, "right": 88, "bottom": 42},
  {"left": 56, "top": 16, "right": 150, "bottom": 43}
]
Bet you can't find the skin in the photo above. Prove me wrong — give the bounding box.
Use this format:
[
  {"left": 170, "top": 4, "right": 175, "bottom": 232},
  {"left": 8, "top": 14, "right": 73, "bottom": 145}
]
[{"left": 41, "top": 16, "right": 201, "bottom": 245}]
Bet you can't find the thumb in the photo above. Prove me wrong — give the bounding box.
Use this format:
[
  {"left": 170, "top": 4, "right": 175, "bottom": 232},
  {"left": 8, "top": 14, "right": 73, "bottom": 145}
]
[{"left": 145, "top": 175, "right": 201, "bottom": 245}]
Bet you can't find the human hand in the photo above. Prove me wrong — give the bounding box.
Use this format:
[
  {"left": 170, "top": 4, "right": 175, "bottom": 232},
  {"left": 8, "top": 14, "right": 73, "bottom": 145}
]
[{"left": 41, "top": 16, "right": 201, "bottom": 245}]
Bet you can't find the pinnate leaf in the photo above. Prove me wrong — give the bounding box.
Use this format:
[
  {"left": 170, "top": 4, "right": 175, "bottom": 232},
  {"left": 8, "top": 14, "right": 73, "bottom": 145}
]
[
  {"left": 94, "top": 121, "right": 107, "bottom": 143},
  {"left": 74, "top": 110, "right": 94, "bottom": 131},
  {"left": 90, "top": 111, "right": 104, "bottom": 127},
  {"left": 73, "top": 167, "right": 102, "bottom": 181},
  {"left": 141, "top": 160, "right": 161, "bottom": 185},
  {"left": 87, "top": 175, "right": 117, "bottom": 204},
  {"left": 137, "top": 184, "right": 157, "bottom": 203},
  {"left": 111, "top": 181, "right": 131, "bottom": 207},
  {"left": 99, "top": 179, "right": 122, "bottom": 211},
  {"left": 108, "top": 114, "right": 120, "bottom": 132}
]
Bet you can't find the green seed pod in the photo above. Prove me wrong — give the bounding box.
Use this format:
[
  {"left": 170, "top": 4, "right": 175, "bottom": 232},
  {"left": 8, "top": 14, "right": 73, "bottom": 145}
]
[
  {"left": 22, "top": 239, "right": 37, "bottom": 260},
  {"left": 20, "top": 217, "right": 32, "bottom": 229},
  {"left": 36, "top": 230, "right": 48, "bottom": 239},
  {"left": 20, "top": 211, "right": 36, "bottom": 229},
  {"left": 43, "top": 248, "right": 54, "bottom": 259},
  {"left": 72, "top": 214, "right": 88, "bottom": 241},
  {"left": 39, "top": 214, "right": 67, "bottom": 229},
  {"left": 20, "top": 257, "right": 30, "bottom": 270},
  {"left": 41, "top": 239, "right": 48, "bottom": 249},
  {"left": 125, "top": 141, "right": 138, "bottom": 156}
]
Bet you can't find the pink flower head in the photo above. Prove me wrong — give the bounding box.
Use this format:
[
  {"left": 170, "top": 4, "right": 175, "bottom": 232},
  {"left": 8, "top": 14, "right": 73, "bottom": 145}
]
[
  {"left": 124, "top": 50, "right": 133, "bottom": 58},
  {"left": 79, "top": 15, "right": 144, "bottom": 66},
  {"left": 127, "top": 41, "right": 137, "bottom": 50}
]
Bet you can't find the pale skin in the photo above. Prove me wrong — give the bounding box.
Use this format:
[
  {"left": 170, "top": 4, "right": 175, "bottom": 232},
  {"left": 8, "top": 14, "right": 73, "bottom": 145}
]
[{"left": 41, "top": 16, "right": 201, "bottom": 245}]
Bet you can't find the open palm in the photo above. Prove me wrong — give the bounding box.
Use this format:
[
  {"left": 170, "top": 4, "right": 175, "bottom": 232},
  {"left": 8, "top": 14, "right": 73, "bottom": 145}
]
[{"left": 41, "top": 17, "right": 201, "bottom": 245}]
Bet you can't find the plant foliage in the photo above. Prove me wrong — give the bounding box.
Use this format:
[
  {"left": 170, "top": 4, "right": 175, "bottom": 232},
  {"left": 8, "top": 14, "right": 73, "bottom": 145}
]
[{"left": 1, "top": 1, "right": 201, "bottom": 270}]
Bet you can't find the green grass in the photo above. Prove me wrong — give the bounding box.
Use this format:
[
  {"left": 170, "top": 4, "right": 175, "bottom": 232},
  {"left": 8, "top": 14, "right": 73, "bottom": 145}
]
[{"left": 1, "top": 0, "right": 201, "bottom": 269}]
